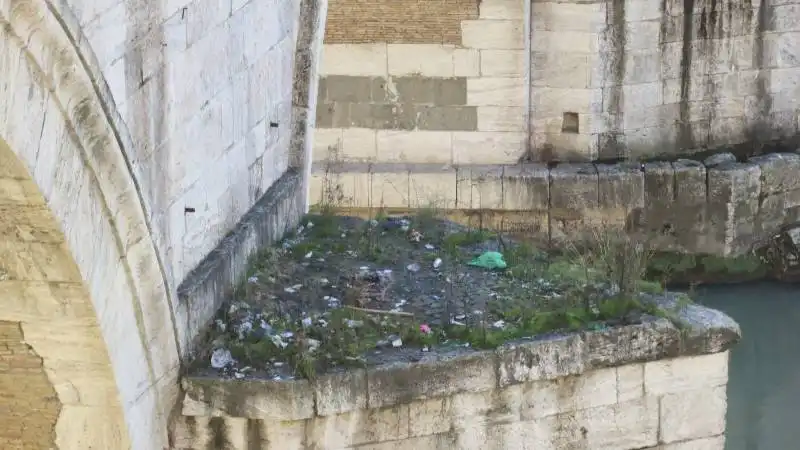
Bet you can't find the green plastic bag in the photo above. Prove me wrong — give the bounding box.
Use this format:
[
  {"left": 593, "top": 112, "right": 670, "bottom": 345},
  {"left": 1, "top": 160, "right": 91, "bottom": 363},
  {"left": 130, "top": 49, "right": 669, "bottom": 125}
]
[{"left": 468, "top": 251, "right": 507, "bottom": 270}]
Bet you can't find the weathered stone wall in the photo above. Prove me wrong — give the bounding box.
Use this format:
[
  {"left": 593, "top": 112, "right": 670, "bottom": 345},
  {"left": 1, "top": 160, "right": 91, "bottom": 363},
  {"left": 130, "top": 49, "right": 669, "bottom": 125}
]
[
  {"left": 317, "top": 0, "right": 800, "bottom": 163},
  {"left": 171, "top": 301, "right": 740, "bottom": 449},
  {"left": 530, "top": 0, "right": 800, "bottom": 161},
  {"left": 315, "top": 0, "right": 528, "bottom": 165},
  {"left": 0, "top": 1, "right": 326, "bottom": 449},
  {"left": 310, "top": 152, "right": 800, "bottom": 256},
  {"left": 58, "top": 0, "right": 301, "bottom": 287}
]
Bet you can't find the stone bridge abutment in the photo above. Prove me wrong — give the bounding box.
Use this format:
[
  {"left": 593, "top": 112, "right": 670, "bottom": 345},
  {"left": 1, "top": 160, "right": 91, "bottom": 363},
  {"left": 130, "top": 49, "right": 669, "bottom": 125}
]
[{"left": 0, "top": 0, "right": 326, "bottom": 448}]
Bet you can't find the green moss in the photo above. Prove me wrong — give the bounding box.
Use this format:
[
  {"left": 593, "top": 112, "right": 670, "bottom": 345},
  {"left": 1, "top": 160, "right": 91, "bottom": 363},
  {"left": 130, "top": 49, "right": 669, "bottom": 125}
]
[{"left": 646, "top": 251, "right": 767, "bottom": 284}]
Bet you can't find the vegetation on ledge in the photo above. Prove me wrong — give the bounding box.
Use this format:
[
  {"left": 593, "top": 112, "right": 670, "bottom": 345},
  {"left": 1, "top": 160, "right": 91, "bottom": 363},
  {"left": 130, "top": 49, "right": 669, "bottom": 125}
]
[{"left": 195, "top": 209, "right": 693, "bottom": 381}]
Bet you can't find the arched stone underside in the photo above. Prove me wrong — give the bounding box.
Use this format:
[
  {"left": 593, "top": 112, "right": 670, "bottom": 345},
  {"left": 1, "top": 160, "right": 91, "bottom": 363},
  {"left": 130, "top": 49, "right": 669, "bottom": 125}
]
[
  {"left": 1, "top": 1, "right": 180, "bottom": 449},
  {"left": 0, "top": 139, "right": 127, "bottom": 448}
]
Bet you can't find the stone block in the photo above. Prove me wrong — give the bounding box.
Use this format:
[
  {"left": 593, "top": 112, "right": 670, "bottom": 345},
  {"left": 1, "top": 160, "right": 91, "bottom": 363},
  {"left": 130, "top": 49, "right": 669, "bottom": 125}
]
[
  {"left": 583, "top": 318, "right": 681, "bottom": 369},
  {"left": 452, "top": 132, "right": 525, "bottom": 164},
  {"left": 408, "top": 397, "right": 453, "bottom": 437},
  {"left": 417, "top": 106, "right": 478, "bottom": 131},
  {"left": 461, "top": 20, "right": 524, "bottom": 50},
  {"left": 376, "top": 131, "right": 453, "bottom": 164},
  {"left": 477, "top": 106, "right": 526, "bottom": 132},
  {"left": 659, "top": 386, "right": 727, "bottom": 444},
  {"left": 531, "top": 52, "right": 590, "bottom": 88},
  {"left": 616, "top": 364, "right": 645, "bottom": 403},
  {"left": 313, "top": 369, "right": 368, "bottom": 416},
  {"left": 528, "top": 397, "right": 659, "bottom": 449},
  {"left": 642, "top": 161, "right": 675, "bottom": 233},
  {"left": 322, "top": 76, "right": 380, "bottom": 102},
  {"left": 409, "top": 169, "right": 460, "bottom": 209},
  {"left": 448, "top": 384, "right": 524, "bottom": 429},
  {"left": 496, "top": 334, "right": 585, "bottom": 386},
  {"left": 749, "top": 152, "right": 800, "bottom": 194},
  {"left": 341, "top": 128, "right": 378, "bottom": 161},
  {"left": 360, "top": 433, "right": 456, "bottom": 450},
  {"left": 393, "top": 77, "right": 437, "bottom": 104},
  {"left": 549, "top": 163, "right": 599, "bottom": 212},
  {"left": 660, "top": 435, "right": 726, "bottom": 450},
  {"left": 455, "top": 422, "right": 528, "bottom": 450},
  {"left": 313, "top": 129, "right": 343, "bottom": 161},
  {"left": 481, "top": 49, "right": 525, "bottom": 77},
  {"left": 623, "top": 50, "right": 662, "bottom": 85},
  {"left": 462, "top": 165, "right": 505, "bottom": 209},
  {"left": 706, "top": 162, "right": 761, "bottom": 254},
  {"left": 479, "top": 0, "right": 525, "bottom": 19},
  {"left": 520, "top": 367, "right": 617, "bottom": 420},
  {"left": 433, "top": 78, "right": 469, "bottom": 106},
  {"left": 532, "top": 30, "right": 599, "bottom": 54},
  {"left": 366, "top": 351, "right": 496, "bottom": 409},
  {"left": 467, "top": 77, "right": 526, "bottom": 107},
  {"left": 453, "top": 49, "right": 481, "bottom": 77},
  {"left": 387, "top": 44, "right": 455, "bottom": 77},
  {"left": 321, "top": 44, "right": 388, "bottom": 76},
  {"left": 596, "top": 162, "right": 645, "bottom": 211},
  {"left": 531, "top": 2, "right": 607, "bottom": 33},
  {"left": 307, "top": 403, "right": 411, "bottom": 447},
  {"left": 503, "top": 164, "right": 550, "bottom": 211},
  {"left": 531, "top": 87, "right": 603, "bottom": 117},
  {"left": 181, "top": 376, "right": 314, "bottom": 421},
  {"left": 368, "top": 170, "right": 413, "bottom": 208},
  {"left": 644, "top": 352, "right": 729, "bottom": 396}
]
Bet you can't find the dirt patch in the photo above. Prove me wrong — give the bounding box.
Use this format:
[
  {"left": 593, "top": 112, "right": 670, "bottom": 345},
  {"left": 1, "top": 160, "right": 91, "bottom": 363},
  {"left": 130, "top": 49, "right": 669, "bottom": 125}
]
[{"left": 190, "top": 213, "right": 678, "bottom": 380}]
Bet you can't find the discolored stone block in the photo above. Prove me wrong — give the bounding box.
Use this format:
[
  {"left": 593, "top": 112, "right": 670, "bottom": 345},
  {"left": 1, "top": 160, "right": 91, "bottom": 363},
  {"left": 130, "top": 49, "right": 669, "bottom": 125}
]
[
  {"left": 503, "top": 164, "right": 550, "bottom": 211},
  {"left": 748, "top": 152, "right": 800, "bottom": 195},
  {"left": 596, "top": 162, "right": 644, "bottom": 210},
  {"left": 324, "top": 75, "right": 375, "bottom": 102},
  {"left": 549, "top": 163, "right": 599, "bottom": 212},
  {"left": 705, "top": 162, "right": 761, "bottom": 254}
]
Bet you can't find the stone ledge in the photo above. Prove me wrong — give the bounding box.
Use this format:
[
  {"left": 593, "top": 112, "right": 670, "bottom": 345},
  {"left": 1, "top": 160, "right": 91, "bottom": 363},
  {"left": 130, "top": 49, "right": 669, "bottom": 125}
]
[
  {"left": 311, "top": 151, "right": 800, "bottom": 256},
  {"left": 180, "top": 295, "right": 740, "bottom": 421},
  {"left": 175, "top": 170, "right": 305, "bottom": 359}
]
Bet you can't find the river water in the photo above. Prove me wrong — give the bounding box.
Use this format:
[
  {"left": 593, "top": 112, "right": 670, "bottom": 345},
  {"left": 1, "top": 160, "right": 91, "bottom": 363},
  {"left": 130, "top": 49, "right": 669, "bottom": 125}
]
[{"left": 696, "top": 282, "right": 800, "bottom": 450}]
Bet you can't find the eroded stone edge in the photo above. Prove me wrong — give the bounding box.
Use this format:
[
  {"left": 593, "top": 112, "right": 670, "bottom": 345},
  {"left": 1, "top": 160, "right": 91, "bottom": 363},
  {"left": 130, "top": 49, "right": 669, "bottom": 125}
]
[{"left": 180, "top": 299, "right": 741, "bottom": 420}]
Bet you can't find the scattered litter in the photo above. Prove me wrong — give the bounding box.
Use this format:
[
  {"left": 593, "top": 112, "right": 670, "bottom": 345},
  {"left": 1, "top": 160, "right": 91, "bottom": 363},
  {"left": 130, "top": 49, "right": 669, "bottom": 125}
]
[
  {"left": 408, "top": 229, "right": 422, "bottom": 242},
  {"left": 407, "top": 263, "right": 421, "bottom": 272},
  {"left": 468, "top": 251, "right": 507, "bottom": 270},
  {"left": 492, "top": 320, "right": 506, "bottom": 329},
  {"left": 390, "top": 336, "right": 403, "bottom": 347},
  {"left": 420, "top": 324, "right": 432, "bottom": 334},
  {"left": 210, "top": 348, "right": 234, "bottom": 369},
  {"left": 284, "top": 284, "right": 303, "bottom": 293},
  {"left": 302, "top": 317, "right": 313, "bottom": 327},
  {"left": 433, "top": 258, "right": 442, "bottom": 269},
  {"left": 345, "top": 319, "right": 364, "bottom": 328},
  {"left": 425, "top": 243, "right": 436, "bottom": 250},
  {"left": 304, "top": 251, "right": 313, "bottom": 259}
]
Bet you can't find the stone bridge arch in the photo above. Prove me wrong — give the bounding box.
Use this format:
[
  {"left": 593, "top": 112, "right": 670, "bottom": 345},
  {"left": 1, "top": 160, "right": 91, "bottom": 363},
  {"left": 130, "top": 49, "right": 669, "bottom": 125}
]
[{"left": 1, "top": 1, "right": 179, "bottom": 449}]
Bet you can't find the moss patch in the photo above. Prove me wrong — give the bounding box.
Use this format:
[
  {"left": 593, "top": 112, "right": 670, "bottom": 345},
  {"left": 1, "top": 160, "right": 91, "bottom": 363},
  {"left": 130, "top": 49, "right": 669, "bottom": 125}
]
[{"left": 646, "top": 251, "right": 767, "bottom": 286}]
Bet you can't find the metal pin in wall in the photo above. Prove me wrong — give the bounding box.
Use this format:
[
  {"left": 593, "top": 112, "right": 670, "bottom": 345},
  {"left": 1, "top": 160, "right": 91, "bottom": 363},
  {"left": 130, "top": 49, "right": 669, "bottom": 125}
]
[
  {"left": 270, "top": 122, "right": 279, "bottom": 128},
  {"left": 184, "top": 207, "right": 196, "bottom": 213}
]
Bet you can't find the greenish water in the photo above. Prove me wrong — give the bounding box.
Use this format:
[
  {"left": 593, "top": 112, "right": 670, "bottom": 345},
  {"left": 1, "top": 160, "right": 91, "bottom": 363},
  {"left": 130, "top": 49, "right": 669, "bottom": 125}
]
[{"left": 697, "top": 282, "right": 800, "bottom": 450}]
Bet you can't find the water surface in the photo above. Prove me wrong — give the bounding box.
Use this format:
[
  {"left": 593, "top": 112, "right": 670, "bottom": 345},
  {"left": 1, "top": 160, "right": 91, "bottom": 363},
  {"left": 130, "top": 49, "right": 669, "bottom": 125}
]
[{"left": 697, "top": 282, "right": 800, "bottom": 450}]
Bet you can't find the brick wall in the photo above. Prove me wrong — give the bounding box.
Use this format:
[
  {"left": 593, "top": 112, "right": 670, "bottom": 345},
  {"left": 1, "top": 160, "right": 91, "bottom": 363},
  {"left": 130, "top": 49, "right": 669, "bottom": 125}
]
[
  {"left": 0, "top": 322, "right": 59, "bottom": 450},
  {"left": 324, "top": 0, "right": 478, "bottom": 44}
]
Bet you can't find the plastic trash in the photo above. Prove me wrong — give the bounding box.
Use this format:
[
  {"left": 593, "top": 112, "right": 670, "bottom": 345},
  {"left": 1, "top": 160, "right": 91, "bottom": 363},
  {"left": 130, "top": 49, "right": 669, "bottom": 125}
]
[{"left": 468, "top": 251, "right": 507, "bottom": 270}]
